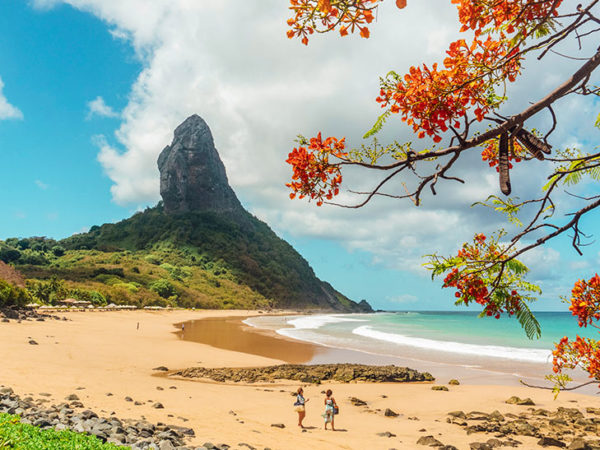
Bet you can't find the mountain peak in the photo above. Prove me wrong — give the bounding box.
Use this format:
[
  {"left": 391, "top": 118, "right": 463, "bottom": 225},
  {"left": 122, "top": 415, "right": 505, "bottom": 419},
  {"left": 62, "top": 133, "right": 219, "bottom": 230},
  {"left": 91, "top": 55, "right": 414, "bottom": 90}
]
[{"left": 158, "top": 115, "right": 242, "bottom": 215}]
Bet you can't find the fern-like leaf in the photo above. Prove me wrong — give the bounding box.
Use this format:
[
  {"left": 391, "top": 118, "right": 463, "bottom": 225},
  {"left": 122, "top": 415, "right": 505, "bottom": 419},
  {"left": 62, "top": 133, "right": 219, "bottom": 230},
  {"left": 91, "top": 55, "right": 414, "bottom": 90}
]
[
  {"left": 364, "top": 110, "right": 392, "bottom": 139},
  {"left": 515, "top": 302, "right": 541, "bottom": 339}
]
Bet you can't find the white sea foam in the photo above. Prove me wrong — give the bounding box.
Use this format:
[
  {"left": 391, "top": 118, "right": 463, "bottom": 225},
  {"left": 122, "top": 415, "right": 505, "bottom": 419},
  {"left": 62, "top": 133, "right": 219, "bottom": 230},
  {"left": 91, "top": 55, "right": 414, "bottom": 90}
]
[
  {"left": 352, "top": 326, "right": 552, "bottom": 363},
  {"left": 285, "top": 315, "right": 368, "bottom": 330},
  {"left": 242, "top": 318, "right": 257, "bottom": 327}
]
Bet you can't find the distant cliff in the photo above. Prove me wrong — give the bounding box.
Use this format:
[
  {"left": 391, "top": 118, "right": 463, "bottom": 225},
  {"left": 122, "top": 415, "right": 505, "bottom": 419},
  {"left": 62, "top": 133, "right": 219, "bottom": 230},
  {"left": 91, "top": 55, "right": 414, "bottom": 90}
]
[{"left": 59, "top": 115, "right": 372, "bottom": 313}]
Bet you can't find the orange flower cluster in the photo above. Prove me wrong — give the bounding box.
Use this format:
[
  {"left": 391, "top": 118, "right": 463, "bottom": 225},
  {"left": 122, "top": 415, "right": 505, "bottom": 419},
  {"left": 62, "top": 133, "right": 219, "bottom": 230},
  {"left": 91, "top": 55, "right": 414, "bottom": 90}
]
[
  {"left": 284, "top": 1, "right": 562, "bottom": 201},
  {"left": 481, "top": 136, "right": 526, "bottom": 170},
  {"left": 552, "top": 274, "right": 600, "bottom": 385},
  {"left": 377, "top": 36, "right": 522, "bottom": 141},
  {"left": 452, "top": 0, "right": 563, "bottom": 36},
  {"left": 286, "top": 132, "right": 348, "bottom": 206},
  {"left": 373, "top": 0, "right": 560, "bottom": 142},
  {"left": 442, "top": 234, "right": 522, "bottom": 318},
  {"left": 553, "top": 335, "right": 600, "bottom": 383},
  {"left": 287, "top": 0, "right": 380, "bottom": 45},
  {"left": 569, "top": 274, "right": 600, "bottom": 327}
]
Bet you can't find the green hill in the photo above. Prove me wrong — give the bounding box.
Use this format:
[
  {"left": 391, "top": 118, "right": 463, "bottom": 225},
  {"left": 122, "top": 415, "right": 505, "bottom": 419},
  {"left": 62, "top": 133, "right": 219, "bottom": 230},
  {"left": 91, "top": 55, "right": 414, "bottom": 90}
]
[{"left": 0, "top": 205, "right": 370, "bottom": 312}]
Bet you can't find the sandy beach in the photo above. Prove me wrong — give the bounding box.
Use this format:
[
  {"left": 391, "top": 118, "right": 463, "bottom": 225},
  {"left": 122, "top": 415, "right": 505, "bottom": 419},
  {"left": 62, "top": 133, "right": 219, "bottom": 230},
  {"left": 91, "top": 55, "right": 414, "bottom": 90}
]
[{"left": 1, "top": 309, "right": 598, "bottom": 449}]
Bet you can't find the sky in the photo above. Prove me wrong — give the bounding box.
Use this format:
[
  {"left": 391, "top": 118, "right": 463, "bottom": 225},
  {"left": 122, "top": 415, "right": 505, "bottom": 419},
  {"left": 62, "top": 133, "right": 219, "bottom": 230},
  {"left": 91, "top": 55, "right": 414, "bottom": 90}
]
[{"left": 0, "top": 0, "right": 599, "bottom": 311}]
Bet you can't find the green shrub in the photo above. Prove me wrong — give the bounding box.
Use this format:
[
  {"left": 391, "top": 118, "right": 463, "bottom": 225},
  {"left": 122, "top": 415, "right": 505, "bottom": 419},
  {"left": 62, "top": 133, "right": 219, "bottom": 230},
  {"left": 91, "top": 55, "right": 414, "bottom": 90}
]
[
  {"left": 113, "top": 282, "right": 140, "bottom": 293},
  {"left": 92, "top": 267, "right": 125, "bottom": 278},
  {"left": 26, "top": 278, "right": 67, "bottom": 305},
  {"left": 159, "top": 263, "right": 191, "bottom": 281},
  {"left": 144, "top": 255, "right": 161, "bottom": 265},
  {"left": 149, "top": 279, "right": 177, "bottom": 299},
  {"left": 69, "top": 288, "right": 107, "bottom": 306},
  {"left": 52, "top": 245, "right": 66, "bottom": 257},
  {"left": 0, "top": 413, "right": 124, "bottom": 449},
  {"left": 0, "top": 280, "right": 31, "bottom": 307},
  {"left": 0, "top": 247, "right": 21, "bottom": 264},
  {"left": 17, "top": 250, "right": 49, "bottom": 266}
]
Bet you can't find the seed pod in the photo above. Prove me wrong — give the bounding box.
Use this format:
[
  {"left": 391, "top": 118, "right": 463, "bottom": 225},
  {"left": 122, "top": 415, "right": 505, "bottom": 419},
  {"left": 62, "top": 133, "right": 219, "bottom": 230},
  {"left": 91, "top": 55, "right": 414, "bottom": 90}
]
[
  {"left": 498, "top": 132, "right": 511, "bottom": 195},
  {"left": 515, "top": 129, "right": 550, "bottom": 160}
]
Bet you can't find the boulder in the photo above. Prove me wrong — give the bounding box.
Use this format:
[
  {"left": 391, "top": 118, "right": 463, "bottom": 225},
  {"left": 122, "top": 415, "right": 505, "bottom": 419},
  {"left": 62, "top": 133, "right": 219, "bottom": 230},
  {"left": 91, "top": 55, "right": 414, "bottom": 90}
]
[
  {"left": 417, "top": 435, "right": 443, "bottom": 446},
  {"left": 384, "top": 408, "right": 399, "bottom": 417},
  {"left": 537, "top": 436, "right": 566, "bottom": 448},
  {"left": 505, "top": 396, "right": 535, "bottom": 406},
  {"left": 377, "top": 431, "right": 396, "bottom": 438}
]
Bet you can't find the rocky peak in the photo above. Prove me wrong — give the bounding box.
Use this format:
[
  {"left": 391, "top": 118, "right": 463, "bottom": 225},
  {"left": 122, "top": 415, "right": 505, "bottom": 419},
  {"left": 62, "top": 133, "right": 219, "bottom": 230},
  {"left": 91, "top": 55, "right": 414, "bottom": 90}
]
[{"left": 158, "top": 115, "right": 243, "bottom": 214}]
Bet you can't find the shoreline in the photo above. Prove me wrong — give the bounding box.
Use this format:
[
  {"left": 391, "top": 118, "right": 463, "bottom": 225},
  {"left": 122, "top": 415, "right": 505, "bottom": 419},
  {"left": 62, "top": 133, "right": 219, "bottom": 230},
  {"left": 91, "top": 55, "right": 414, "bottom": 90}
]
[
  {"left": 197, "top": 313, "right": 596, "bottom": 394},
  {"left": 2, "top": 309, "right": 599, "bottom": 449}
]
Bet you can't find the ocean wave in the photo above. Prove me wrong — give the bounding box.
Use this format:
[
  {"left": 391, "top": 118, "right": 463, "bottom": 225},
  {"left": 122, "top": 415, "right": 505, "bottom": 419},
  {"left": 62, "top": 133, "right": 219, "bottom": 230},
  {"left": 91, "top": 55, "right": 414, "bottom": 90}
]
[
  {"left": 285, "top": 315, "right": 368, "bottom": 330},
  {"left": 352, "top": 326, "right": 552, "bottom": 363},
  {"left": 242, "top": 318, "right": 258, "bottom": 328}
]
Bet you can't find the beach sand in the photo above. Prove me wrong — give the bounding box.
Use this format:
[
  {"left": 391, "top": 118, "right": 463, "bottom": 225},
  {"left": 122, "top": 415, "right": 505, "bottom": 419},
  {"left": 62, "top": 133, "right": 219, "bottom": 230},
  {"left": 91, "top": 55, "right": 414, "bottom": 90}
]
[{"left": 1, "top": 310, "right": 598, "bottom": 449}]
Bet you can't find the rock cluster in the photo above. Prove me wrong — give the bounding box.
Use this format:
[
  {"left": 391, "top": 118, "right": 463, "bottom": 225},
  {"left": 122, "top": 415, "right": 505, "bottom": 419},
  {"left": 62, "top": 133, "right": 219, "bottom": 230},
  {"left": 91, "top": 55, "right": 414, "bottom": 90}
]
[
  {"left": 0, "top": 386, "right": 202, "bottom": 450},
  {"left": 0, "top": 306, "right": 65, "bottom": 322},
  {"left": 158, "top": 115, "right": 243, "bottom": 215},
  {"left": 446, "top": 404, "right": 600, "bottom": 449},
  {"left": 172, "top": 363, "right": 435, "bottom": 384}
]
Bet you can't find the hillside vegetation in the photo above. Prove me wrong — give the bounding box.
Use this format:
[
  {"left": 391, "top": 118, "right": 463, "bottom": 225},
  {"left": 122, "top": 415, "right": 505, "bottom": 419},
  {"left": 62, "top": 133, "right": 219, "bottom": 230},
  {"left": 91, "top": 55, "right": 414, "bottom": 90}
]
[{"left": 0, "top": 205, "right": 368, "bottom": 311}]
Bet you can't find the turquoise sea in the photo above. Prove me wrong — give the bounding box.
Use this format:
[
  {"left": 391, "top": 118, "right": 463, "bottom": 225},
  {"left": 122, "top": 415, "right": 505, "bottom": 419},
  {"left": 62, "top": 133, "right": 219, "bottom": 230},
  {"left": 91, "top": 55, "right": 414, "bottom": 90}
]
[{"left": 245, "top": 311, "right": 598, "bottom": 389}]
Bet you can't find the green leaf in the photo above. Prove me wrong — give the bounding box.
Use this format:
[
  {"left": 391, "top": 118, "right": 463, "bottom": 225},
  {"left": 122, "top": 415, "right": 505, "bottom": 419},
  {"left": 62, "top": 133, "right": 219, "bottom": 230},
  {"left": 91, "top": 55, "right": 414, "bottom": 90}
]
[
  {"left": 505, "top": 259, "right": 529, "bottom": 275},
  {"left": 364, "top": 110, "right": 392, "bottom": 139},
  {"left": 515, "top": 302, "right": 541, "bottom": 339}
]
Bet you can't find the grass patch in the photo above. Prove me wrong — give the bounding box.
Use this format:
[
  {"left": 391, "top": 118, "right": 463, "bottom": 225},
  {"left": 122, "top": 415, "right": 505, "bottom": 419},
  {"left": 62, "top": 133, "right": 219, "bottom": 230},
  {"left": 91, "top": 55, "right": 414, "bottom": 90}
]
[{"left": 0, "top": 413, "right": 125, "bottom": 449}]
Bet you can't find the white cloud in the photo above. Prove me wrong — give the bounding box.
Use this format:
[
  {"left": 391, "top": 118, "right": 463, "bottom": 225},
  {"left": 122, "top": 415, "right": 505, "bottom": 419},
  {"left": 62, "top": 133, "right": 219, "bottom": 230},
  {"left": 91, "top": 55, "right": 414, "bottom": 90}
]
[
  {"left": 520, "top": 247, "right": 561, "bottom": 282},
  {"left": 387, "top": 294, "right": 418, "bottom": 304},
  {"left": 86, "top": 96, "right": 119, "bottom": 119},
  {"left": 29, "top": 0, "right": 61, "bottom": 10},
  {"left": 0, "top": 77, "right": 23, "bottom": 120},
  {"left": 35, "top": 180, "right": 49, "bottom": 190},
  {"left": 32, "top": 1, "right": 600, "bottom": 292}
]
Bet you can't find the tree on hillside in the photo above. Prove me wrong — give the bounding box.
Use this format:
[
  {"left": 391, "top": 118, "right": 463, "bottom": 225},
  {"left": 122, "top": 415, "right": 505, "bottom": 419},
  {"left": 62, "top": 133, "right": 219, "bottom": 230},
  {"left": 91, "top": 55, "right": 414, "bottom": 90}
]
[{"left": 285, "top": 0, "right": 600, "bottom": 390}]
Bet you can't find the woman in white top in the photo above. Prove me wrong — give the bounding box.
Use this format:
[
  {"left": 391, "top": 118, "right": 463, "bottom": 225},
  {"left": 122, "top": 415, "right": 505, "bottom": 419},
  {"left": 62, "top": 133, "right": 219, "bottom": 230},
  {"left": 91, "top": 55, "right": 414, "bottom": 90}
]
[{"left": 295, "top": 387, "right": 309, "bottom": 428}]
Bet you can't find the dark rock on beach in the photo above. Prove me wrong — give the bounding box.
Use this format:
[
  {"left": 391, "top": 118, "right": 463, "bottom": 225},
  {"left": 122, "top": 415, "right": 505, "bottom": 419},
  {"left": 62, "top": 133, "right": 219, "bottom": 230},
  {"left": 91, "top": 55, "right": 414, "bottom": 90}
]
[
  {"left": 377, "top": 431, "right": 396, "bottom": 438},
  {"left": 417, "top": 435, "right": 443, "bottom": 446},
  {"left": 538, "top": 436, "right": 566, "bottom": 447},
  {"left": 172, "top": 363, "right": 434, "bottom": 384},
  {"left": 0, "top": 385, "right": 200, "bottom": 449},
  {"left": 505, "top": 396, "right": 535, "bottom": 406},
  {"left": 0, "top": 305, "right": 62, "bottom": 322},
  {"left": 349, "top": 397, "right": 368, "bottom": 406},
  {"left": 384, "top": 408, "right": 399, "bottom": 417},
  {"left": 447, "top": 405, "right": 600, "bottom": 449}
]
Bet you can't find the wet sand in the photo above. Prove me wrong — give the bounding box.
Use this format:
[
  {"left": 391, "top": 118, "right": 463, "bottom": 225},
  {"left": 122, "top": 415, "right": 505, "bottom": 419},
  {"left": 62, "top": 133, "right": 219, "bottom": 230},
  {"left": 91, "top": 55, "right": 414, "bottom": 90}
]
[
  {"left": 175, "top": 316, "right": 325, "bottom": 363},
  {"left": 1, "top": 309, "right": 598, "bottom": 450}
]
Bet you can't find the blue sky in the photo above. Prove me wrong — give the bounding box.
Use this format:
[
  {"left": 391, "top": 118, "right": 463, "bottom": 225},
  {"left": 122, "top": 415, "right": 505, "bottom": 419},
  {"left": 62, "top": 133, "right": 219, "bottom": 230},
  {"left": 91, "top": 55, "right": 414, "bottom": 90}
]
[
  {"left": 1, "top": 1, "right": 598, "bottom": 311},
  {"left": 0, "top": 2, "right": 139, "bottom": 238}
]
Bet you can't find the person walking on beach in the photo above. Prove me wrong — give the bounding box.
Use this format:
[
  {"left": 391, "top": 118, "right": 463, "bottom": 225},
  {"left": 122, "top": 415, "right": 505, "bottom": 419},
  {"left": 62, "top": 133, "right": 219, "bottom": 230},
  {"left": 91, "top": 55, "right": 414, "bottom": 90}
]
[
  {"left": 323, "top": 389, "right": 338, "bottom": 431},
  {"left": 294, "top": 387, "right": 308, "bottom": 428}
]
